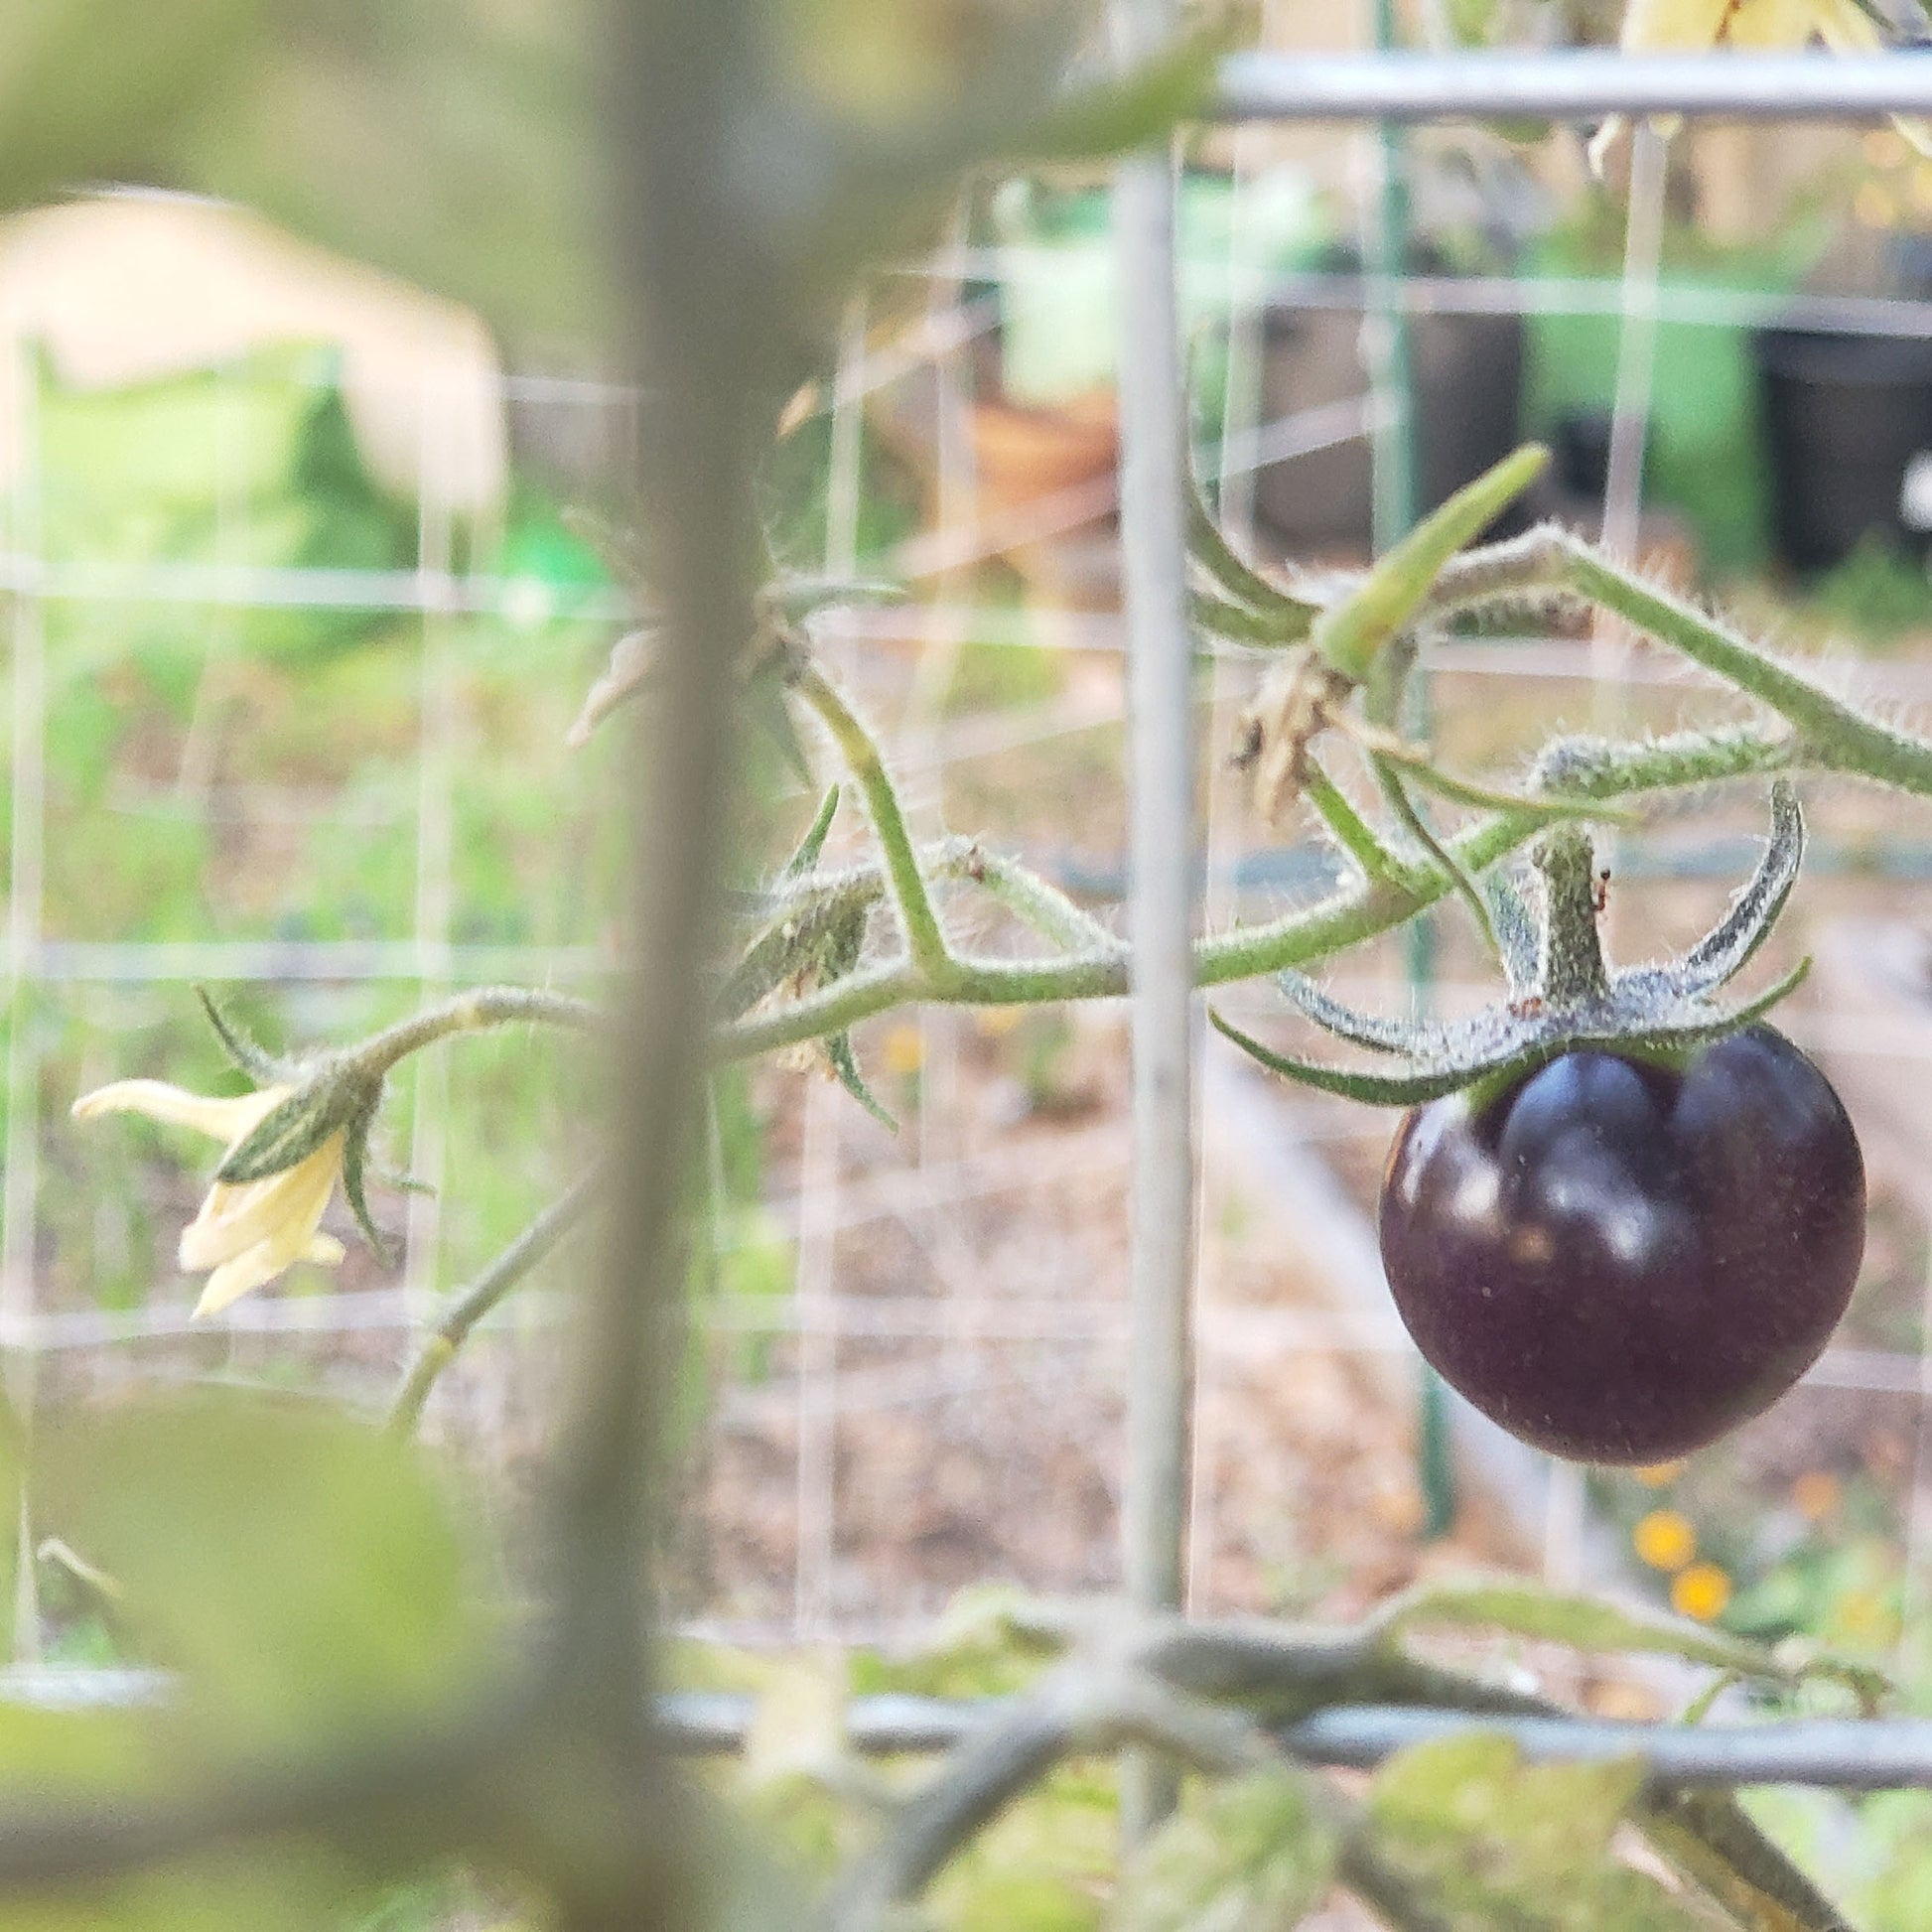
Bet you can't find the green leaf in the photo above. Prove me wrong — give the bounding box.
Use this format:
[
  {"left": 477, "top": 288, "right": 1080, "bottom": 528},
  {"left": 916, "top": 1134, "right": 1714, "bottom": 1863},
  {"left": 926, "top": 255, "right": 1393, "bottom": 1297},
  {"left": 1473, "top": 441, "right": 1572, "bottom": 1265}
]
[
  {"left": 928, "top": 1764, "right": 1116, "bottom": 1932},
  {"left": 0, "top": 1705, "right": 359, "bottom": 1931},
  {"left": 1367, "top": 1733, "right": 1707, "bottom": 1930},
  {"left": 1117, "top": 1766, "right": 1337, "bottom": 1932},
  {"left": 854, "top": 1583, "right": 1066, "bottom": 1701},
  {"left": 826, "top": 1031, "right": 897, "bottom": 1131},
  {"left": 1374, "top": 1576, "right": 1792, "bottom": 1681},
  {"left": 1007, "top": 29, "right": 1226, "bottom": 167},
  {"left": 34, "top": 1392, "right": 488, "bottom": 1753}
]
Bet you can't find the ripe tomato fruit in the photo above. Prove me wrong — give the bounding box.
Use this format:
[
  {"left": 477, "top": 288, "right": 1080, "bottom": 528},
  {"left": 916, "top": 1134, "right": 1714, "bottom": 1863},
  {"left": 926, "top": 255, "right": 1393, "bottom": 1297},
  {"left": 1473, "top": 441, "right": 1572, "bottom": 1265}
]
[{"left": 1377, "top": 1025, "right": 1864, "bottom": 1464}]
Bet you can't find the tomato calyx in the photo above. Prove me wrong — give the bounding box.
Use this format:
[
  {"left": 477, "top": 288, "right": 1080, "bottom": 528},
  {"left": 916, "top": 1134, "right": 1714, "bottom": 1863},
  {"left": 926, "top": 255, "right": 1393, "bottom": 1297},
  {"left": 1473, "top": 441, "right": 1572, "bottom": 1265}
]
[{"left": 1212, "top": 779, "right": 1808, "bottom": 1107}]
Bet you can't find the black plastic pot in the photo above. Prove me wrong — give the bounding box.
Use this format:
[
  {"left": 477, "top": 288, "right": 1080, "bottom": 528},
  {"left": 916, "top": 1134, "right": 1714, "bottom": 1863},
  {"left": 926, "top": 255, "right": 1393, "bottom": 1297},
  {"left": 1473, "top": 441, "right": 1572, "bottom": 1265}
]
[
  {"left": 1252, "top": 302, "right": 1526, "bottom": 555},
  {"left": 1755, "top": 327, "right": 1932, "bottom": 572}
]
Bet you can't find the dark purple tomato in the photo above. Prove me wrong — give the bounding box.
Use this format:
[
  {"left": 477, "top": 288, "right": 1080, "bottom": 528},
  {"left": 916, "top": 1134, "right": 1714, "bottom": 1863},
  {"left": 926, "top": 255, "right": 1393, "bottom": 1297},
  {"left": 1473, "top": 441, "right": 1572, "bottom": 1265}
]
[{"left": 1377, "top": 1026, "right": 1864, "bottom": 1464}]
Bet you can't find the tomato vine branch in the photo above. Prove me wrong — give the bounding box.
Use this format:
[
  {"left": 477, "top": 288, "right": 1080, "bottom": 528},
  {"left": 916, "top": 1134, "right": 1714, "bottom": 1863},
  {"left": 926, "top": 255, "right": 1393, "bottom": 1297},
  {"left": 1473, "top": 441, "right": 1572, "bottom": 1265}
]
[{"left": 385, "top": 1174, "right": 602, "bottom": 1439}]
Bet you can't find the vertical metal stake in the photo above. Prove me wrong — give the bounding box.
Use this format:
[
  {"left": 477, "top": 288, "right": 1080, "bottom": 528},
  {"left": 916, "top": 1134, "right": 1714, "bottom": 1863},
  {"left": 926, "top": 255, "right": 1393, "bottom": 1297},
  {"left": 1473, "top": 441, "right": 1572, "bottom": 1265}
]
[{"left": 1113, "top": 0, "right": 1195, "bottom": 1843}]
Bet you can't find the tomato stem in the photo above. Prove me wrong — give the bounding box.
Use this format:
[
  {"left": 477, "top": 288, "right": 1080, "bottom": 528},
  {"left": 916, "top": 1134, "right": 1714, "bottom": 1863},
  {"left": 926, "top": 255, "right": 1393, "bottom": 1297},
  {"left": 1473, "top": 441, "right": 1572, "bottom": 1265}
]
[{"left": 1533, "top": 824, "right": 1609, "bottom": 1006}]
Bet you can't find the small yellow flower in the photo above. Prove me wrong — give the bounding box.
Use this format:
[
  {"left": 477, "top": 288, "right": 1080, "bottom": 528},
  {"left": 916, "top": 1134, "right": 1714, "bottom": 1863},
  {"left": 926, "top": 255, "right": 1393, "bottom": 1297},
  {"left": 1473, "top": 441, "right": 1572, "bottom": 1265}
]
[
  {"left": 1829, "top": 1587, "right": 1897, "bottom": 1649},
  {"left": 71, "top": 1080, "right": 346, "bottom": 1318},
  {"left": 1633, "top": 1508, "right": 1698, "bottom": 1572},
  {"left": 1671, "top": 1562, "right": 1733, "bottom": 1622},
  {"left": 1594, "top": 0, "right": 1932, "bottom": 169},
  {"left": 882, "top": 1024, "right": 925, "bottom": 1076}
]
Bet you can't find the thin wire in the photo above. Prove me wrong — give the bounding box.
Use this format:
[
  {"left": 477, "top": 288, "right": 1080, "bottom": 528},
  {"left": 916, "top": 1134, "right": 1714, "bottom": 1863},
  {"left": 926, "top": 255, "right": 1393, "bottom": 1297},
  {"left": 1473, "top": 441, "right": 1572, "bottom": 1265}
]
[
  {"left": 1594, "top": 120, "right": 1669, "bottom": 733},
  {"left": 404, "top": 365, "right": 464, "bottom": 1313},
  {"left": 1189, "top": 16, "right": 1283, "bottom": 1618},
  {"left": 1, "top": 340, "right": 45, "bottom": 1665},
  {"left": 788, "top": 294, "right": 871, "bottom": 1641}
]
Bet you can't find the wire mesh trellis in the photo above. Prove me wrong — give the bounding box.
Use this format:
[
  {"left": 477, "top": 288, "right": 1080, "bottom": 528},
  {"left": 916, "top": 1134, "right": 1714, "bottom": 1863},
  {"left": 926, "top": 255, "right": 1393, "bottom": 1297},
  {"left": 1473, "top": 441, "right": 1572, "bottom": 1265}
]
[{"left": 13, "top": 42, "right": 1932, "bottom": 1805}]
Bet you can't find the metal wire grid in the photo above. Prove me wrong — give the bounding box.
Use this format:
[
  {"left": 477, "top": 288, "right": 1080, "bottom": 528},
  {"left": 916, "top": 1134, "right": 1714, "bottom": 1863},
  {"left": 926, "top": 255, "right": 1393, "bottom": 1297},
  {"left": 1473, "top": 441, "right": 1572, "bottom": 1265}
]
[{"left": 6, "top": 47, "right": 1932, "bottom": 1683}]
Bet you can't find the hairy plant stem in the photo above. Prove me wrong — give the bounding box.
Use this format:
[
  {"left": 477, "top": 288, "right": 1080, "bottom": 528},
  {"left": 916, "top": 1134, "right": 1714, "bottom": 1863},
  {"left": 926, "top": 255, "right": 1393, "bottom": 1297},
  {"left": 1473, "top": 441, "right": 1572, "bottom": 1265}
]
[
  {"left": 786, "top": 655, "right": 959, "bottom": 985},
  {"left": 1438, "top": 523, "right": 1932, "bottom": 793},
  {"left": 1535, "top": 823, "right": 1609, "bottom": 1006},
  {"left": 386, "top": 1176, "right": 602, "bottom": 1439},
  {"left": 727, "top": 510, "right": 1932, "bottom": 1064},
  {"left": 357, "top": 987, "right": 603, "bottom": 1076}
]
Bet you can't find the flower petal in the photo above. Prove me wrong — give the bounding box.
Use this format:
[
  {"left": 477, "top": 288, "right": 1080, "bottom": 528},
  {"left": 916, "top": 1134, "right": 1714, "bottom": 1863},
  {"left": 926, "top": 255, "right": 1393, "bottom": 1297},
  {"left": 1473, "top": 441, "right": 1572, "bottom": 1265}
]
[
  {"left": 1618, "top": 0, "right": 1734, "bottom": 50},
  {"left": 72, "top": 1080, "right": 292, "bottom": 1143},
  {"left": 179, "top": 1136, "right": 343, "bottom": 1273},
  {"left": 1726, "top": 0, "right": 1817, "bottom": 45},
  {"left": 195, "top": 1240, "right": 288, "bottom": 1317},
  {"left": 1811, "top": 0, "right": 1879, "bottom": 49},
  {"left": 193, "top": 1224, "right": 346, "bottom": 1320},
  {"left": 192, "top": 1170, "right": 344, "bottom": 1318}
]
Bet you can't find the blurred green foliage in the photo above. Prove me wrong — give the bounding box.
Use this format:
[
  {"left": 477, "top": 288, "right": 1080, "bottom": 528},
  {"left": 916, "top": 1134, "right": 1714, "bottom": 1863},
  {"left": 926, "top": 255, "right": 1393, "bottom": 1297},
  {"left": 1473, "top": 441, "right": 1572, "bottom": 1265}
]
[
  {"left": 1802, "top": 534, "right": 1932, "bottom": 648},
  {"left": 1365, "top": 1735, "right": 1703, "bottom": 1929},
  {"left": 0, "top": 0, "right": 606, "bottom": 352},
  {"left": 0, "top": 1387, "right": 496, "bottom": 1928},
  {"left": 1116, "top": 1767, "right": 1334, "bottom": 1932}
]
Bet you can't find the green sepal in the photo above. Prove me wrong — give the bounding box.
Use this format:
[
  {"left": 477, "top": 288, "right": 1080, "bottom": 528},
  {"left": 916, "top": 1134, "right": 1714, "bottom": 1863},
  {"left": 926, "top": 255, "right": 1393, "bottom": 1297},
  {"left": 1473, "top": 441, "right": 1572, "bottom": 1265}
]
[
  {"left": 783, "top": 784, "right": 842, "bottom": 881},
  {"left": 1385, "top": 747, "right": 1638, "bottom": 827},
  {"left": 1371, "top": 752, "right": 1501, "bottom": 959},
  {"left": 1274, "top": 971, "right": 1443, "bottom": 1057},
  {"left": 215, "top": 1067, "right": 375, "bottom": 1184},
  {"left": 1189, "top": 587, "right": 1304, "bottom": 647},
  {"left": 1673, "top": 777, "right": 1803, "bottom": 994},
  {"left": 1486, "top": 873, "right": 1539, "bottom": 1000},
  {"left": 1236, "top": 783, "right": 1813, "bottom": 1110},
  {"left": 1211, "top": 1008, "right": 1476, "bottom": 1107},
  {"left": 1182, "top": 456, "right": 1319, "bottom": 644},
  {"left": 1628, "top": 955, "right": 1814, "bottom": 1048},
  {"left": 1224, "top": 957, "right": 1813, "bottom": 1111},
  {"left": 194, "top": 985, "right": 293, "bottom": 1085},
  {"left": 826, "top": 1032, "right": 897, "bottom": 1133},
  {"left": 341, "top": 1110, "right": 399, "bottom": 1267},
  {"left": 1312, "top": 444, "right": 1549, "bottom": 680}
]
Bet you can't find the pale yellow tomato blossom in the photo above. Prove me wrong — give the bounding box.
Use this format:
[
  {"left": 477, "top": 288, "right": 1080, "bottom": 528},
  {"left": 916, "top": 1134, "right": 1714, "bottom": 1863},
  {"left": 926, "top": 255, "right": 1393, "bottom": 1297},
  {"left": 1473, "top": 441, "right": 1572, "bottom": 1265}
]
[
  {"left": 1593, "top": 0, "right": 1932, "bottom": 169},
  {"left": 71, "top": 1079, "right": 346, "bottom": 1317}
]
